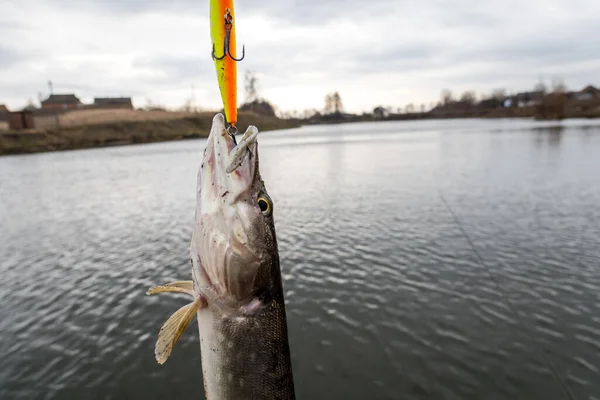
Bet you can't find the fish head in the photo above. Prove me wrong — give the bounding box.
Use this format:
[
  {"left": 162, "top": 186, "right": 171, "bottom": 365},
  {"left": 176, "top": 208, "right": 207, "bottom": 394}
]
[{"left": 192, "top": 114, "right": 278, "bottom": 307}]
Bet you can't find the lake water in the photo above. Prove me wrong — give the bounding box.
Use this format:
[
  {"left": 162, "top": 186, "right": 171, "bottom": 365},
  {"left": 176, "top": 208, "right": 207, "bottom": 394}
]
[{"left": 1, "top": 118, "right": 600, "bottom": 400}]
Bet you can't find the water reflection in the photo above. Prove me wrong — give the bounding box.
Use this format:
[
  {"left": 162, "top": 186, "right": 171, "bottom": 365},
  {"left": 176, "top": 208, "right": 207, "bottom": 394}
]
[{"left": 532, "top": 125, "right": 564, "bottom": 148}]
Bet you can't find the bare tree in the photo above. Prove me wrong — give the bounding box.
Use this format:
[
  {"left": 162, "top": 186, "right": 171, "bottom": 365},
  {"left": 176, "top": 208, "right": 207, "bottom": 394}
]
[
  {"left": 420, "top": 104, "right": 426, "bottom": 113},
  {"left": 405, "top": 103, "right": 415, "bottom": 113},
  {"left": 324, "top": 92, "right": 344, "bottom": 114},
  {"left": 332, "top": 92, "right": 343, "bottom": 113},
  {"left": 534, "top": 80, "right": 547, "bottom": 94},
  {"left": 460, "top": 91, "right": 477, "bottom": 105},
  {"left": 181, "top": 98, "right": 192, "bottom": 112},
  {"left": 551, "top": 77, "right": 566, "bottom": 93},
  {"left": 244, "top": 71, "right": 259, "bottom": 103},
  {"left": 324, "top": 94, "right": 334, "bottom": 114},
  {"left": 441, "top": 89, "right": 453, "bottom": 105}
]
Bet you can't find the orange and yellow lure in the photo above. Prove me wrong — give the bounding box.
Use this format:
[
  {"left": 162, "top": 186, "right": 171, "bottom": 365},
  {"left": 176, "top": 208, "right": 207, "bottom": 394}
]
[{"left": 210, "top": 0, "right": 245, "bottom": 131}]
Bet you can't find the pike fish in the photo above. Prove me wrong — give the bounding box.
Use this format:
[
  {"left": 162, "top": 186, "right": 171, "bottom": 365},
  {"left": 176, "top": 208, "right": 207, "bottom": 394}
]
[{"left": 147, "top": 113, "right": 295, "bottom": 400}]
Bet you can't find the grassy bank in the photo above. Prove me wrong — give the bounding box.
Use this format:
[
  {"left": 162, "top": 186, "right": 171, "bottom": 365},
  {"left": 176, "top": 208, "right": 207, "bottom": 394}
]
[{"left": 0, "top": 111, "right": 300, "bottom": 156}]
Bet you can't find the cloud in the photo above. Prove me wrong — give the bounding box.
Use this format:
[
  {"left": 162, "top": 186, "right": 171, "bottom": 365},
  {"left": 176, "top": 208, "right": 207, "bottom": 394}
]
[
  {"left": 0, "top": 45, "right": 24, "bottom": 69},
  {"left": 0, "top": 0, "right": 599, "bottom": 112},
  {"left": 132, "top": 54, "right": 213, "bottom": 84}
]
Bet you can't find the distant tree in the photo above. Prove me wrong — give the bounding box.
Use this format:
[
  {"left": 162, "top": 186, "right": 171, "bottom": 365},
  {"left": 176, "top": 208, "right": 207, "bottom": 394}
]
[
  {"left": 441, "top": 89, "right": 453, "bottom": 105},
  {"left": 551, "top": 77, "right": 566, "bottom": 93},
  {"left": 460, "top": 91, "right": 477, "bottom": 105},
  {"left": 534, "top": 80, "right": 547, "bottom": 94},
  {"left": 405, "top": 103, "right": 415, "bottom": 113},
  {"left": 536, "top": 92, "right": 567, "bottom": 120},
  {"left": 239, "top": 99, "right": 276, "bottom": 117},
  {"left": 332, "top": 92, "right": 343, "bottom": 114},
  {"left": 180, "top": 98, "right": 192, "bottom": 112},
  {"left": 324, "top": 93, "right": 333, "bottom": 114},
  {"left": 491, "top": 88, "right": 507, "bottom": 101},
  {"left": 324, "top": 92, "right": 344, "bottom": 114},
  {"left": 533, "top": 77, "right": 568, "bottom": 120},
  {"left": 26, "top": 98, "right": 36, "bottom": 109},
  {"left": 373, "top": 106, "right": 389, "bottom": 119},
  {"left": 420, "top": 104, "right": 426, "bottom": 113},
  {"left": 397, "top": 107, "right": 403, "bottom": 114},
  {"left": 239, "top": 71, "right": 277, "bottom": 116},
  {"left": 244, "top": 71, "right": 259, "bottom": 103},
  {"left": 302, "top": 109, "right": 319, "bottom": 119},
  {"left": 144, "top": 97, "right": 153, "bottom": 110}
]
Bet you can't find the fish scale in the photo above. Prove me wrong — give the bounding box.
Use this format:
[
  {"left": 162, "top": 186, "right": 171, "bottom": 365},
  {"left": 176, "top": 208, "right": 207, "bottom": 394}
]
[{"left": 198, "top": 280, "right": 295, "bottom": 399}]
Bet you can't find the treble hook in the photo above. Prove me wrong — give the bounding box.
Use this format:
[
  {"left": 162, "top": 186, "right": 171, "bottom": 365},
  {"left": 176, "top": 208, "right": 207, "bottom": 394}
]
[{"left": 211, "top": 9, "right": 245, "bottom": 62}]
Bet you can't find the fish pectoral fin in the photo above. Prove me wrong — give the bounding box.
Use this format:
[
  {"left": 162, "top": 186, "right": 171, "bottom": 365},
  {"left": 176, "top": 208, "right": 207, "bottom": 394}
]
[
  {"left": 155, "top": 296, "right": 206, "bottom": 365},
  {"left": 147, "top": 281, "right": 195, "bottom": 298}
]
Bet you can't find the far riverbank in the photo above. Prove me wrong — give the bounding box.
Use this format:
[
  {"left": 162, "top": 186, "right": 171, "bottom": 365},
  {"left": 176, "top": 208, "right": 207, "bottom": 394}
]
[{"left": 0, "top": 111, "right": 299, "bottom": 156}]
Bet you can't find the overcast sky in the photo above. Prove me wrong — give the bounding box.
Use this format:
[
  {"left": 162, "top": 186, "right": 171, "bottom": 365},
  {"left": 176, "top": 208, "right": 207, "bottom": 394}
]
[{"left": 0, "top": 0, "right": 599, "bottom": 113}]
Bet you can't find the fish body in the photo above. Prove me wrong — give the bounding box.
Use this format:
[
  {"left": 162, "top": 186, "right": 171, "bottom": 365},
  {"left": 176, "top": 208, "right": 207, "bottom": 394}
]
[
  {"left": 148, "top": 114, "right": 295, "bottom": 400},
  {"left": 210, "top": 0, "right": 240, "bottom": 127},
  {"left": 194, "top": 277, "right": 294, "bottom": 400}
]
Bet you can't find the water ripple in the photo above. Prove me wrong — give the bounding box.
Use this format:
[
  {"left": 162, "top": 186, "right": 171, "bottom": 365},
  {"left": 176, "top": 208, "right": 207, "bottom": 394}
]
[{"left": 2, "top": 120, "right": 600, "bottom": 399}]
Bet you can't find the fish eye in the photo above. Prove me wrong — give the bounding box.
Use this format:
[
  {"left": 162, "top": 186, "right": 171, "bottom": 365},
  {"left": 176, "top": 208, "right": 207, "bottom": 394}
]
[{"left": 257, "top": 194, "right": 272, "bottom": 216}]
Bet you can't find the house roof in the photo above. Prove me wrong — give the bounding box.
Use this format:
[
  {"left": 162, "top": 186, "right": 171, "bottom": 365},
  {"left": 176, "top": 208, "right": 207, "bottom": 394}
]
[
  {"left": 373, "top": 106, "right": 389, "bottom": 112},
  {"left": 478, "top": 98, "right": 503, "bottom": 108},
  {"left": 0, "top": 104, "right": 8, "bottom": 113},
  {"left": 580, "top": 85, "right": 600, "bottom": 95},
  {"left": 41, "top": 94, "right": 81, "bottom": 105},
  {"left": 514, "top": 91, "right": 544, "bottom": 102},
  {"left": 94, "top": 97, "right": 133, "bottom": 104}
]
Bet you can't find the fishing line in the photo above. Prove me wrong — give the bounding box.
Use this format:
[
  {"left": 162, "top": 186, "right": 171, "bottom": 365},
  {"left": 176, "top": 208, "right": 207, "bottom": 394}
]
[{"left": 438, "top": 191, "right": 577, "bottom": 400}]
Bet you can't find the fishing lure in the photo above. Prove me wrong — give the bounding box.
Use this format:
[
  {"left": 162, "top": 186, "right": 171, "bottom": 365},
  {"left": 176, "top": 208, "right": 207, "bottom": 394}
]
[{"left": 210, "top": 0, "right": 245, "bottom": 132}]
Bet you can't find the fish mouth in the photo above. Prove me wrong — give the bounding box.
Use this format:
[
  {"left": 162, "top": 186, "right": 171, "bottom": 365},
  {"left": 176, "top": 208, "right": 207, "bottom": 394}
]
[
  {"left": 193, "top": 114, "right": 264, "bottom": 307},
  {"left": 201, "top": 114, "right": 259, "bottom": 201}
]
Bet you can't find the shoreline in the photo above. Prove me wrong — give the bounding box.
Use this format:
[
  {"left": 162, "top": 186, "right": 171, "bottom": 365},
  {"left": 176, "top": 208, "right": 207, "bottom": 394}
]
[
  {"left": 2, "top": 111, "right": 598, "bottom": 157},
  {"left": 301, "top": 106, "right": 600, "bottom": 125},
  {"left": 0, "top": 113, "right": 300, "bottom": 156}
]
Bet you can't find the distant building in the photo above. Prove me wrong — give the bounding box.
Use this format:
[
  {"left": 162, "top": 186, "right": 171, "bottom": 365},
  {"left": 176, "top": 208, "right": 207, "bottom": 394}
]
[
  {"left": 0, "top": 104, "right": 8, "bottom": 122},
  {"left": 513, "top": 91, "right": 544, "bottom": 107},
  {"left": 478, "top": 98, "right": 504, "bottom": 109},
  {"left": 93, "top": 97, "right": 134, "bottom": 109},
  {"left": 8, "top": 111, "right": 35, "bottom": 130},
  {"left": 373, "top": 106, "right": 390, "bottom": 119},
  {"left": 41, "top": 94, "right": 82, "bottom": 111},
  {"left": 572, "top": 85, "right": 600, "bottom": 101}
]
